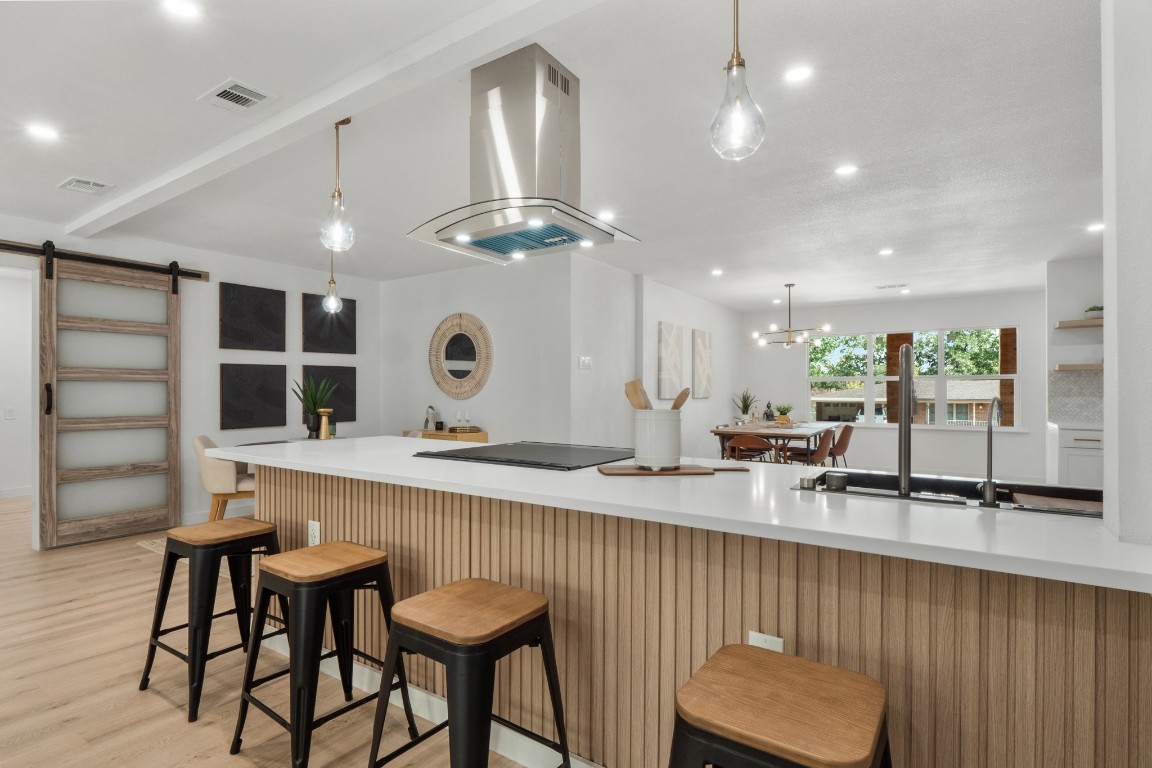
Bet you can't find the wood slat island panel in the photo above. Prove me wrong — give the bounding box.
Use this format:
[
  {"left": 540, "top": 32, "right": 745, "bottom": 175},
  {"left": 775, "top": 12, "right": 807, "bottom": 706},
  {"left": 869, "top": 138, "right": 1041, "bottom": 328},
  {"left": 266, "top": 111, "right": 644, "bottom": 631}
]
[{"left": 258, "top": 466, "right": 1152, "bottom": 768}]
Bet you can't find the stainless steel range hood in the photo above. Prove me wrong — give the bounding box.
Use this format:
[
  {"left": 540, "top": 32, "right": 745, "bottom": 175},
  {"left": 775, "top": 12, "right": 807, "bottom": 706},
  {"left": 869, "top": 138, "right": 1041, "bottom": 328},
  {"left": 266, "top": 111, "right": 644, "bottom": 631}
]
[{"left": 408, "top": 44, "right": 637, "bottom": 265}]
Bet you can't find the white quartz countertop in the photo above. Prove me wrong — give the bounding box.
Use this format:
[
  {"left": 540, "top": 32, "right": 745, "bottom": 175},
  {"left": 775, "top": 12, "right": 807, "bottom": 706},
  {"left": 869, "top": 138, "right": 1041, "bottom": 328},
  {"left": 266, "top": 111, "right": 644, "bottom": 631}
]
[{"left": 209, "top": 436, "right": 1152, "bottom": 593}]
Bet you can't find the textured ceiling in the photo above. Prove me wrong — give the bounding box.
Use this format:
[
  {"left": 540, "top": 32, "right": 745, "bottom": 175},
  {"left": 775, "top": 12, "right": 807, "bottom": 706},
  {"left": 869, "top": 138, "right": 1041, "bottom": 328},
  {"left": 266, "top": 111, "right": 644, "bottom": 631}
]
[{"left": 1, "top": 0, "right": 1103, "bottom": 310}]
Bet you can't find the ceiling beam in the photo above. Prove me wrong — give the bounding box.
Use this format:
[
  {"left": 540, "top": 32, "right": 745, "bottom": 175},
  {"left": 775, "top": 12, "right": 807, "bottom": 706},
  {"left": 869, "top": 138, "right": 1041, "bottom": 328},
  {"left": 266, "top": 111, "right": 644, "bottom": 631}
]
[{"left": 64, "top": 0, "right": 609, "bottom": 238}]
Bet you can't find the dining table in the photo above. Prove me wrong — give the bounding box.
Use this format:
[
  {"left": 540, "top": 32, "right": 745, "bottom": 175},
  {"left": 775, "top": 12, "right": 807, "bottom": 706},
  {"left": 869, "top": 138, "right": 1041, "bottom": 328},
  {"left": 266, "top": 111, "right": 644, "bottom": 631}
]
[{"left": 710, "top": 421, "right": 841, "bottom": 463}]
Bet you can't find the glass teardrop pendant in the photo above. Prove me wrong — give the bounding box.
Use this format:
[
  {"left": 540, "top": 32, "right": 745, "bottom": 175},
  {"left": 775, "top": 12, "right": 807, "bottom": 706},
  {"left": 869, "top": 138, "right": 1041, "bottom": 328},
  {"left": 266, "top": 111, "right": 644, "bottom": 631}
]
[{"left": 710, "top": 64, "right": 765, "bottom": 160}]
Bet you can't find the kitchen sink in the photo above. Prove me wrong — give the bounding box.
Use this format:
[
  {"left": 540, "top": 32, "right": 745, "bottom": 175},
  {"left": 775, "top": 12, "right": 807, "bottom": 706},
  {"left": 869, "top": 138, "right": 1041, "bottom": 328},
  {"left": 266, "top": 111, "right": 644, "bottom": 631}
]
[{"left": 794, "top": 469, "right": 1103, "bottom": 518}]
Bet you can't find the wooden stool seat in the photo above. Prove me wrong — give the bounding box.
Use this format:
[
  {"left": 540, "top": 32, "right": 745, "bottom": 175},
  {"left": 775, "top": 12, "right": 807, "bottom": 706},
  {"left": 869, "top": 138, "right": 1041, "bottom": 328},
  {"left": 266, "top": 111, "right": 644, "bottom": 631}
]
[
  {"left": 258, "top": 541, "right": 388, "bottom": 583},
  {"left": 675, "top": 644, "right": 887, "bottom": 768},
  {"left": 391, "top": 577, "right": 548, "bottom": 645},
  {"left": 167, "top": 517, "right": 275, "bottom": 546}
]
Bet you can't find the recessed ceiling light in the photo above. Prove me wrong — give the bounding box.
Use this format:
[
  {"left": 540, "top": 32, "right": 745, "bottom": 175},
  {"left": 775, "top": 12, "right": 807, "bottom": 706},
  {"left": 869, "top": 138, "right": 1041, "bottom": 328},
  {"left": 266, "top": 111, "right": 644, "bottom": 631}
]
[
  {"left": 711, "top": 268, "right": 723, "bottom": 276},
  {"left": 772, "top": 298, "right": 782, "bottom": 304},
  {"left": 510, "top": 251, "right": 526, "bottom": 260},
  {"left": 27, "top": 123, "right": 59, "bottom": 142},
  {"left": 528, "top": 218, "right": 543, "bottom": 227},
  {"left": 900, "top": 288, "right": 911, "bottom": 295},
  {"left": 1086, "top": 222, "right": 1105, "bottom": 232},
  {"left": 878, "top": 248, "right": 894, "bottom": 256},
  {"left": 162, "top": 0, "right": 201, "bottom": 19},
  {"left": 454, "top": 234, "right": 471, "bottom": 243},
  {"left": 783, "top": 66, "right": 813, "bottom": 84},
  {"left": 597, "top": 210, "right": 614, "bottom": 221},
  {"left": 579, "top": 240, "right": 594, "bottom": 248},
  {"left": 834, "top": 165, "right": 859, "bottom": 177}
]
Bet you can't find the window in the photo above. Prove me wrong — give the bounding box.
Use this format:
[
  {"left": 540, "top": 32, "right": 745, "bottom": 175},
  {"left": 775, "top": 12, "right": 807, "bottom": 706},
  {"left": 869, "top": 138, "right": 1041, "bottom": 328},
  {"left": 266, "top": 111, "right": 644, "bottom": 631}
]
[{"left": 807, "top": 328, "right": 1016, "bottom": 427}]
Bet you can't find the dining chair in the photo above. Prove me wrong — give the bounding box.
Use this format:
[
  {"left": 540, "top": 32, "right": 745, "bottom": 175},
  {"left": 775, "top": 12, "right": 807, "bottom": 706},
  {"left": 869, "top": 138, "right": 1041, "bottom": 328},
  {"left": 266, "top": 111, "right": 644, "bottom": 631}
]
[
  {"left": 194, "top": 435, "right": 255, "bottom": 521},
  {"left": 725, "top": 435, "right": 776, "bottom": 463},
  {"left": 828, "top": 423, "right": 855, "bottom": 467},
  {"left": 784, "top": 428, "right": 835, "bottom": 466}
]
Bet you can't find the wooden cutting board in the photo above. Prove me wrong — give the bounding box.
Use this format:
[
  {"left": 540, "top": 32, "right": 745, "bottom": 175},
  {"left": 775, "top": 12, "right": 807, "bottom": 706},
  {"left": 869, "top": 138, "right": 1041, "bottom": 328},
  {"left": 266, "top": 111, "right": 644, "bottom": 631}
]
[{"left": 598, "top": 464, "right": 750, "bottom": 476}]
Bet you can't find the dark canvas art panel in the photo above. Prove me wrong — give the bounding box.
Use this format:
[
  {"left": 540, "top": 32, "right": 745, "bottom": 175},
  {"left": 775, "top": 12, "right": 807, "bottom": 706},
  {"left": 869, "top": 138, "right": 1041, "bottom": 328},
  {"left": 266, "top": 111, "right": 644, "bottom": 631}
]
[
  {"left": 303, "top": 294, "right": 357, "bottom": 354},
  {"left": 219, "top": 283, "right": 286, "bottom": 351},
  {"left": 302, "top": 365, "right": 356, "bottom": 423},
  {"left": 220, "top": 364, "right": 287, "bottom": 429}
]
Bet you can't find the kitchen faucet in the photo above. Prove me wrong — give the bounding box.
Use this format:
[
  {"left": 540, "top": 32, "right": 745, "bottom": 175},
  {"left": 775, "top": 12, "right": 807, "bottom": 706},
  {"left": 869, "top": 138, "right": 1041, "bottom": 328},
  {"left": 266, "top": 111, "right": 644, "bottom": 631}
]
[
  {"left": 897, "top": 344, "right": 913, "bottom": 497},
  {"left": 982, "top": 396, "right": 1003, "bottom": 506}
]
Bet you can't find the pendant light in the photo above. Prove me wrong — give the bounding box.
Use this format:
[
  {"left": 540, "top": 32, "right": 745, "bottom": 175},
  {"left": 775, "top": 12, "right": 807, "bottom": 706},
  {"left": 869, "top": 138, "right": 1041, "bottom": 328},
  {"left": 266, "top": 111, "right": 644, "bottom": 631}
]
[
  {"left": 319, "top": 117, "right": 355, "bottom": 252},
  {"left": 322, "top": 250, "right": 343, "bottom": 314},
  {"left": 711, "top": 0, "right": 766, "bottom": 160},
  {"left": 751, "top": 284, "right": 829, "bottom": 347}
]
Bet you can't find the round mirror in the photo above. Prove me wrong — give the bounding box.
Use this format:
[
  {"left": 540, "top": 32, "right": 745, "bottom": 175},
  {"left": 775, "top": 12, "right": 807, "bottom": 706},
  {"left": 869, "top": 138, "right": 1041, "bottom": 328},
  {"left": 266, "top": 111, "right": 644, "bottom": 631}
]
[
  {"left": 444, "top": 333, "right": 477, "bottom": 379},
  {"left": 429, "top": 313, "right": 492, "bottom": 399}
]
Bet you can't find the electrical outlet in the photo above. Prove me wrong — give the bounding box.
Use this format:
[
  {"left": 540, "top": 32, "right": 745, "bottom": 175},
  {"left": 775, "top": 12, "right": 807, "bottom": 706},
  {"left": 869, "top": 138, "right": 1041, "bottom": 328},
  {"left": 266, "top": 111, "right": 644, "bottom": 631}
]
[
  {"left": 578, "top": 355, "right": 592, "bottom": 369},
  {"left": 748, "top": 630, "right": 784, "bottom": 653},
  {"left": 307, "top": 520, "right": 321, "bottom": 547}
]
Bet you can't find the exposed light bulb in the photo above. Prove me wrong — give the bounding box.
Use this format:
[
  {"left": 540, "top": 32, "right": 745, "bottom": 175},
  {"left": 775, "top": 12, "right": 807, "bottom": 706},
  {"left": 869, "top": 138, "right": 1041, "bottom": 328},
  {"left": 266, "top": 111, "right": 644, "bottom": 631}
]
[
  {"left": 757, "top": 337, "right": 768, "bottom": 347},
  {"left": 769, "top": 323, "right": 779, "bottom": 332},
  {"left": 320, "top": 191, "right": 355, "bottom": 251},
  {"left": 751, "top": 331, "right": 761, "bottom": 340},
  {"left": 711, "top": 64, "right": 766, "bottom": 160},
  {"left": 821, "top": 323, "right": 832, "bottom": 332},
  {"left": 322, "top": 280, "right": 342, "bottom": 313}
]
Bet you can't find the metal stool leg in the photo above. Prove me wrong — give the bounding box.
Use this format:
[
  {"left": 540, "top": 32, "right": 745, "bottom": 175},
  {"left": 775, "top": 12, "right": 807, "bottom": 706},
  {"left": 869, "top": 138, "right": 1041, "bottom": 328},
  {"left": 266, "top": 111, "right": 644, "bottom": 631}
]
[
  {"left": 328, "top": 589, "right": 355, "bottom": 701},
  {"left": 667, "top": 718, "right": 710, "bottom": 768},
  {"left": 367, "top": 633, "right": 405, "bottom": 768},
  {"left": 445, "top": 656, "right": 497, "bottom": 768},
  {"left": 538, "top": 618, "right": 572, "bottom": 767},
  {"left": 226, "top": 552, "right": 254, "bottom": 648},
  {"left": 231, "top": 584, "right": 272, "bottom": 754},
  {"left": 185, "top": 548, "right": 222, "bottom": 722},
  {"left": 288, "top": 586, "right": 328, "bottom": 768},
  {"left": 375, "top": 572, "right": 420, "bottom": 740},
  {"left": 139, "top": 548, "right": 180, "bottom": 691}
]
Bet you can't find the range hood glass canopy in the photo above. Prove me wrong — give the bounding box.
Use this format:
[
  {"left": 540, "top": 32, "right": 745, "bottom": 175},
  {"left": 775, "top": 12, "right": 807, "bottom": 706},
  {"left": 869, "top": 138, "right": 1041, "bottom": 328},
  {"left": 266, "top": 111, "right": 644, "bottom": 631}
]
[{"left": 408, "top": 44, "right": 637, "bottom": 264}]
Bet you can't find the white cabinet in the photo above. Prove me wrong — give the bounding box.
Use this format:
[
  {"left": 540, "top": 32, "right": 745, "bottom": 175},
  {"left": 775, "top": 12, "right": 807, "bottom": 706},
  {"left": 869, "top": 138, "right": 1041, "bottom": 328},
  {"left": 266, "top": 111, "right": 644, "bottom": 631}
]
[{"left": 1047, "top": 425, "right": 1103, "bottom": 488}]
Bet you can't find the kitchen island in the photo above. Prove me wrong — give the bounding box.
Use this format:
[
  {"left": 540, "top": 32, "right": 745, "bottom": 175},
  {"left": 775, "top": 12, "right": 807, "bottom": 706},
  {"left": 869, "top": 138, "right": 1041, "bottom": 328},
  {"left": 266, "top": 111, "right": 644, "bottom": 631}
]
[{"left": 210, "top": 436, "right": 1152, "bottom": 768}]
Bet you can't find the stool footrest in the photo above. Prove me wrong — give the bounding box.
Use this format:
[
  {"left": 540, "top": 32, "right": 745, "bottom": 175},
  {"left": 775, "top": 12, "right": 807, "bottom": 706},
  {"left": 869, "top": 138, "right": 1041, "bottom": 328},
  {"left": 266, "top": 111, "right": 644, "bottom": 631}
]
[
  {"left": 156, "top": 607, "right": 241, "bottom": 637},
  {"left": 492, "top": 713, "right": 567, "bottom": 756},
  {"left": 241, "top": 691, "right": 291, "bottom": 731},
  {"left": 371, "top": 720, "right": 448, "bottom": 768}
]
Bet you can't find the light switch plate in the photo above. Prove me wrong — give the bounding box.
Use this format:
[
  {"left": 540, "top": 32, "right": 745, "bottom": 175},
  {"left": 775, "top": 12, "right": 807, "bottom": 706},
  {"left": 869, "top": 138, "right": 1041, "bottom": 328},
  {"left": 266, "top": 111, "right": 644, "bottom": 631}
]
[{"left": 578, "top": 356, "right": 592, "bottom": 369}]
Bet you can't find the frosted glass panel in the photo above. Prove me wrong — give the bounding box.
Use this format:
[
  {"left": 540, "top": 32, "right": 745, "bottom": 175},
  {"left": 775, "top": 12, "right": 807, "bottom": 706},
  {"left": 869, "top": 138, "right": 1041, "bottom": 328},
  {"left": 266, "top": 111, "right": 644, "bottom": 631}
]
[
  {"left": 57, "top": 381, "right": 167, "bottom": 418},
  {"left": 57, "top": 474, "right": 168, "bottom": 520},
  {"left": 58, "top": 330, "right": 168, "bottom": 370},
  {"left": 58, "top": 279, "right": 167, "bottom": 323},
  {"left": 58, "top": 429, "right": 168, "bottom": 470}
]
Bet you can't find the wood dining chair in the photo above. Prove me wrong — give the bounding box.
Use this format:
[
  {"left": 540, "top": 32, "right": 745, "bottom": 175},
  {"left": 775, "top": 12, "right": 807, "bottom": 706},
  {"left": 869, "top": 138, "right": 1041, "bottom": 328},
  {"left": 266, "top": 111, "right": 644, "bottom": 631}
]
[
  {"left": 784, "top": 428, "right": 835, "bottom": 466},
  {"left": 725, "top": 435, "right": 776, "bottom": 463}
]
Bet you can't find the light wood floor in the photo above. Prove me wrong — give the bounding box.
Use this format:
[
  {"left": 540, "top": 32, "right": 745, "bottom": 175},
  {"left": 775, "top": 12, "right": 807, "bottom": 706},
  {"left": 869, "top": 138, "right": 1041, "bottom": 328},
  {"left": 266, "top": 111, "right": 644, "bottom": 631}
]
[{"left": 0, "top": 498, "right": 518, "bottom": 768}]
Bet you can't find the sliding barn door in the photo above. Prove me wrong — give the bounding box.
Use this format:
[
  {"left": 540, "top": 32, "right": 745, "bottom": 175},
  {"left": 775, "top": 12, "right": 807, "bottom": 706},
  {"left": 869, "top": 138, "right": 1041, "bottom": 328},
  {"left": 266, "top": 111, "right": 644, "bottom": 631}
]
[{"left": 39, "top": 258, "right": 180, "bottom": 548}]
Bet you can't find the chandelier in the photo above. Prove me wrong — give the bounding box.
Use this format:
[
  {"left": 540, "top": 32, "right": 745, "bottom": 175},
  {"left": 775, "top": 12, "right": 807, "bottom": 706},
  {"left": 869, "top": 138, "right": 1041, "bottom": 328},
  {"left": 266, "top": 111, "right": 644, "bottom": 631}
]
[{"left": 751, "top": 283, "right": 830, "bottom": 348}]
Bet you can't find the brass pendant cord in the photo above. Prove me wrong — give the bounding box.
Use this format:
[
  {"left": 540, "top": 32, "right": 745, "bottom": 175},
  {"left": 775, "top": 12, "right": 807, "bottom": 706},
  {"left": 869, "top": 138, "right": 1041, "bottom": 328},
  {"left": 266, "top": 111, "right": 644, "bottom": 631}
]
[
  {"left": 328, "top": 250, "right": 336, "bottom": 287},
  {"left": 333, "top": 117, "right": 351, "bottom": 196},
  {"left": 728, "top": 0, "right": 744, "bottom": 68}
]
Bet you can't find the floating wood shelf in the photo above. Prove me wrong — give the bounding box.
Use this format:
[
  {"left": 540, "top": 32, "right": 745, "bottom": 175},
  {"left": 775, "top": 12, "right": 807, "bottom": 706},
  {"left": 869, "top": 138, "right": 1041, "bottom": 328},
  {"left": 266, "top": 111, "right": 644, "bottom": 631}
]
[
  {"left": 1054, "top": 363, "right": 1104, "bottom": 372},
  {"left": 1055, "top": 319, "right": 1104, "bottom": 329}
]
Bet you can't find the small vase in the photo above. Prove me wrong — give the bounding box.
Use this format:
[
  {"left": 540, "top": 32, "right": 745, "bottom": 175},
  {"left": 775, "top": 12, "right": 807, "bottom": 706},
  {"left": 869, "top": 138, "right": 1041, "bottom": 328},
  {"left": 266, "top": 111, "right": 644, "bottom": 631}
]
[
  {"left": 305, "top": 413, "right": 321, "bottom": 439},
  {"left": 776, "top": 414, "right": 792, "bottom": 426}
]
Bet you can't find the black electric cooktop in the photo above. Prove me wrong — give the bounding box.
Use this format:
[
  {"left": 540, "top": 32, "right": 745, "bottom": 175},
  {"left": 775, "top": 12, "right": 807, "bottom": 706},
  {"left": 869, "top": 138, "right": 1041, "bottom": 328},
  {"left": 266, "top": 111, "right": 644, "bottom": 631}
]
[{"left": 414, "top": 441, "right": 634, "bottom": 471}]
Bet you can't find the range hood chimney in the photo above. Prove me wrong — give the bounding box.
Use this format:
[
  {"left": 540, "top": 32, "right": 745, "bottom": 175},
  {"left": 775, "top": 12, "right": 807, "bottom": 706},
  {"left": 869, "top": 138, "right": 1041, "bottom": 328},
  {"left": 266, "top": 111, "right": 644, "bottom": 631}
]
[{"left": 408, "top": 44, "right": 637, "bottom": 264}]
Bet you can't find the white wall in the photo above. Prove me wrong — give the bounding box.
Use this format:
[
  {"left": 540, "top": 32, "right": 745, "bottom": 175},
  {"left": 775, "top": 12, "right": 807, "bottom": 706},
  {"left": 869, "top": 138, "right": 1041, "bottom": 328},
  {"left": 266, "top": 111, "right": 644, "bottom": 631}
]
[
  {"left": 0, "top": 211, "right": 382, "bottom": 528},
  {"left": 639, "top": 276, "right": 745, "bottom": 460},
  {"left": 569, "top": 256, "right": 636, "bottom": 449},
  {"left": 1046, "top": 256, "right": 1105, "bottom": 369},
  {"left": 0, "top": 267, "right": 34, "bottom": 497},
  {"left": 379, "top": 256, "right": 573, "bottom": 443},
  {"left": 744, "top": 289, "right": 1048, "bottom": 481}
]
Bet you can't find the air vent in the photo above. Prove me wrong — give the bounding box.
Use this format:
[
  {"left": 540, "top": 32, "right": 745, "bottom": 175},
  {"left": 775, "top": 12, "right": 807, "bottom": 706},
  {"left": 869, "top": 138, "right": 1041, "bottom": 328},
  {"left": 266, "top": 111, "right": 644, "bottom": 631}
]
[
  {"left": 57, "top": 177, "right": 113, "bottom": 195},
  {"left": 547, "top": 65, "right": 570, "bottom": 96},
  {"left": 197, "top": 79, "right": 274, "bottom": 113},
  {"left": 874, "top": 283, "right": 909, "bottom": 290}
]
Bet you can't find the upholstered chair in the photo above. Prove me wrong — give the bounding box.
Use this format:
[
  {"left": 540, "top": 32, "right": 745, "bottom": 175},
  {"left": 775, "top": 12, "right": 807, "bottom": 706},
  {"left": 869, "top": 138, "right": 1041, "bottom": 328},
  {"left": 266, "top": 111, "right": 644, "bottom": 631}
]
[{"left": 193, "top": 435, "right": 255, "bottom": 521}]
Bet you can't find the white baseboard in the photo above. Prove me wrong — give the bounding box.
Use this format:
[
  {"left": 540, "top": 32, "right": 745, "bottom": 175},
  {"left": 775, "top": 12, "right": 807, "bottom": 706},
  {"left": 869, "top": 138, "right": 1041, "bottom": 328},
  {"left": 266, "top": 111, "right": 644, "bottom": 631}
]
[
  {"left": 0, "top": 487, "right": 31, "bottom": 499},
  {"left": 260, "top": 630, "right": 601, "bottom": 768}
]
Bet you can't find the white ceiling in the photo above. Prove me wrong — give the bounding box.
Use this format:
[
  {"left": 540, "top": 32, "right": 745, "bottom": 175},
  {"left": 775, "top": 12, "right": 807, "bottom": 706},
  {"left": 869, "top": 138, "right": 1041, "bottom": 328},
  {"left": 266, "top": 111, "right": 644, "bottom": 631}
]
[{"left": 2, "top": 0, "right": 1103, "bottom": 311}]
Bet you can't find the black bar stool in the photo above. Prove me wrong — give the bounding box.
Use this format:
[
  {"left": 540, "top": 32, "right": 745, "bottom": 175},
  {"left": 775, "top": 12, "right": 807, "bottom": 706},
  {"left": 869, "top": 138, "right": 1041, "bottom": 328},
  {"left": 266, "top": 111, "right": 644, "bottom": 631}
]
[
  {"left": 139, "top": 517, "right": 280, "bottom": 722},
  {"left": 230, "top": 541, "right": 419, "bottom": 768},
  {"left": 669, "top": 644, "right": 892, "bottom": 768},
  {"left": 367, "top": 577, "right": 571, "bottom": 768}
]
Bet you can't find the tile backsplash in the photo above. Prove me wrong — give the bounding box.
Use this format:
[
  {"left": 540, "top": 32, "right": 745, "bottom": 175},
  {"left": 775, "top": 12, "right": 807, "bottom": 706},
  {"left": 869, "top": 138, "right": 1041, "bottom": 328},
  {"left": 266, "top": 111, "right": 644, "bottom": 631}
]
[{"left": 1048, "top": 370, "right": 1103, "bottom": 424}]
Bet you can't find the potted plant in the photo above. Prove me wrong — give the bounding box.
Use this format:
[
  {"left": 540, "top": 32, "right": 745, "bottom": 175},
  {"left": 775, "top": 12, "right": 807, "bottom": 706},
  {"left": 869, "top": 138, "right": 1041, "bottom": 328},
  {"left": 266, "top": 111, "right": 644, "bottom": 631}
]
[
  {"left": 775, "top": 403, "right": 794, "bottom": 425},
  {"left": 1084, "top": 304, "right": 1104, "bottom": 320},
  {"left": 293, "top": 376, "right": 338, "bottom": 439},
  {"left": 731, "top": 389, "right": 758, "bottom": 422}
]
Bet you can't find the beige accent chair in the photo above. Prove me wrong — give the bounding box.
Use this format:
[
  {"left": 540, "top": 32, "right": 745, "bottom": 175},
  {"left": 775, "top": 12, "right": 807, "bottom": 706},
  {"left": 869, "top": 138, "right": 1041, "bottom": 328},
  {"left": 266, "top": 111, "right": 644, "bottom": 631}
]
[{"left": 193, "top": 435, "right": 255, "bottom": 521}]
